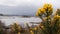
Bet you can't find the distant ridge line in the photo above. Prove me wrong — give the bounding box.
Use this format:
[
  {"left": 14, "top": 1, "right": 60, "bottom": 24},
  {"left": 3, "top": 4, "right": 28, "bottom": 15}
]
[{"left": 0, "top": 14, "right": 36, "bottom": 17}]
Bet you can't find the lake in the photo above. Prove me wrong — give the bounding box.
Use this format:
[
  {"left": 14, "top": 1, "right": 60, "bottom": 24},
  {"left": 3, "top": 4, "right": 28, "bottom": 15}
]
[{"left": 0, "top": 16, "right": 42, "bottom": 27}]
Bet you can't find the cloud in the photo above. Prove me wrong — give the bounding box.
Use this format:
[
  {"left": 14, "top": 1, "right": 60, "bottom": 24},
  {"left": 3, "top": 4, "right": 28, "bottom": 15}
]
[
  {"left": 0, "top": 0, "right": 17, "bottom": 6},
  {"left": 0, "top": 0, "right": 60, "bottom": 16},
  {"left": 0, "top": 0, "right": 60, "bottom": 7},
  {"left": 0, "top": 0, "right": 33, "bottom": 6}
]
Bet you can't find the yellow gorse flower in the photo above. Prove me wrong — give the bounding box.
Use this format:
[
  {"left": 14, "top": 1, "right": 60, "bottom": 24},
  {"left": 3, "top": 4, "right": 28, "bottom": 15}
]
[
  {"left": 30, "top": 30, "right": 34, "bottom": 34},
  {"left": 38, "top": 8, "right": 41, "bottom": 13},
  {"left": 40, "top": 8, "right": 45, "bottom": 13},
  {"left": 34, "top": 27, "right": 37, "bottom": 30},
  {"left": 43, "top": 4, "right": 48, "bottom": 9},
  {"left": 43, "top": 4, "right": 53, "bottom": 17},
  {"left": 44, "top": 4, "right": 52, "bottom": 9},
  {"left": 18, "top": 32, "right": 21, "bottom": 34},
  {"left": 54, "top": 15, "right": 60, "bottom": 19},
  {"left": 43, "top": 4, "right": 52, "bottom": 12},
  {"left": 18, "top": 26, "right": 21, "bottom": 30},
  {"left": 48, "top": 4, "right": 52, "bottom": 8},
  {"left": 36, "top": 11, "right": 39, "bottom": 17},
  {"left": 36, "top": 8, "right": 45, "bottom": 17},
  {"left": 41, "top": 26, "right": 44, "bottom": 28},
  {"left": 36, "top": 4, "right": 53, "bottom": 17},
  {"left": 36, "top": 8, "right": 41, "bottom": 16},
  {"left": 48, "top": 8, "right": 52, "bottom": 11}
]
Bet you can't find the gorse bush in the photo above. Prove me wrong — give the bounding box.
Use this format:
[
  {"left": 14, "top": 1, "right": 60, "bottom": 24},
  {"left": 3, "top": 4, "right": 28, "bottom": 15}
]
[
  {"left": 36, "top": 4, "right": 53, "bottom": 17},
  {"left": 35, "top": 4, "right": 60, "bottom": 34},
  {"left": 10, "top": 23, "right": 21, "bottom": 34}
]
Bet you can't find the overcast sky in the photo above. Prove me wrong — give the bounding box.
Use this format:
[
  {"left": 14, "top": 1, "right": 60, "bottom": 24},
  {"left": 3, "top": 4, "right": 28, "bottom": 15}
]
[{"left": 0, "top": 0, "right": 60, "bottom": 16}]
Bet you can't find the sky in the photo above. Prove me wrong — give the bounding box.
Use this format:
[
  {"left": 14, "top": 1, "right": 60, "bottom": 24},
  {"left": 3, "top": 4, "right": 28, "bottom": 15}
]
[{"left": 0, "top": 0, "right": 60, "bottom": 16}]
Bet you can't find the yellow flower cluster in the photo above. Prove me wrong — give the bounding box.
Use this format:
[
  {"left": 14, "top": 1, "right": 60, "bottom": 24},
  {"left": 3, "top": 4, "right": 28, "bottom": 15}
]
[
  {"left": 34, "top": 27, "right": 37, "bottom": 30},
  {"left": 44, "top": 4, "right": 52, "bottom": 15},
  {"left": 41, "top": 26, "right": 44, "bottom": 28},
  {"left": 36, "top": 4, "right": 52, "bottom": 17},
  {"left": 54, "top": 15, "right": 60, "bottom": 20},
  {"left": 29, "top": 27, "right": 37, "bottom": 34},
  {"left": 36, "top": 8, "right": 45, "bottom": 16},
  {"left": 30, "top": 30, "right": 34, "bottom": 34},
  {"left": 18, "top": 32, "right": 21, "bottom": 34},
  {"left": 36, "top": 8, "right": 41, "bottom": 16},
  {"left": 40, "top": 8, "right": 45, "bottom": 13},
  {"left": 44, "top": 4, "right": 52, "bottom": 10}
]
